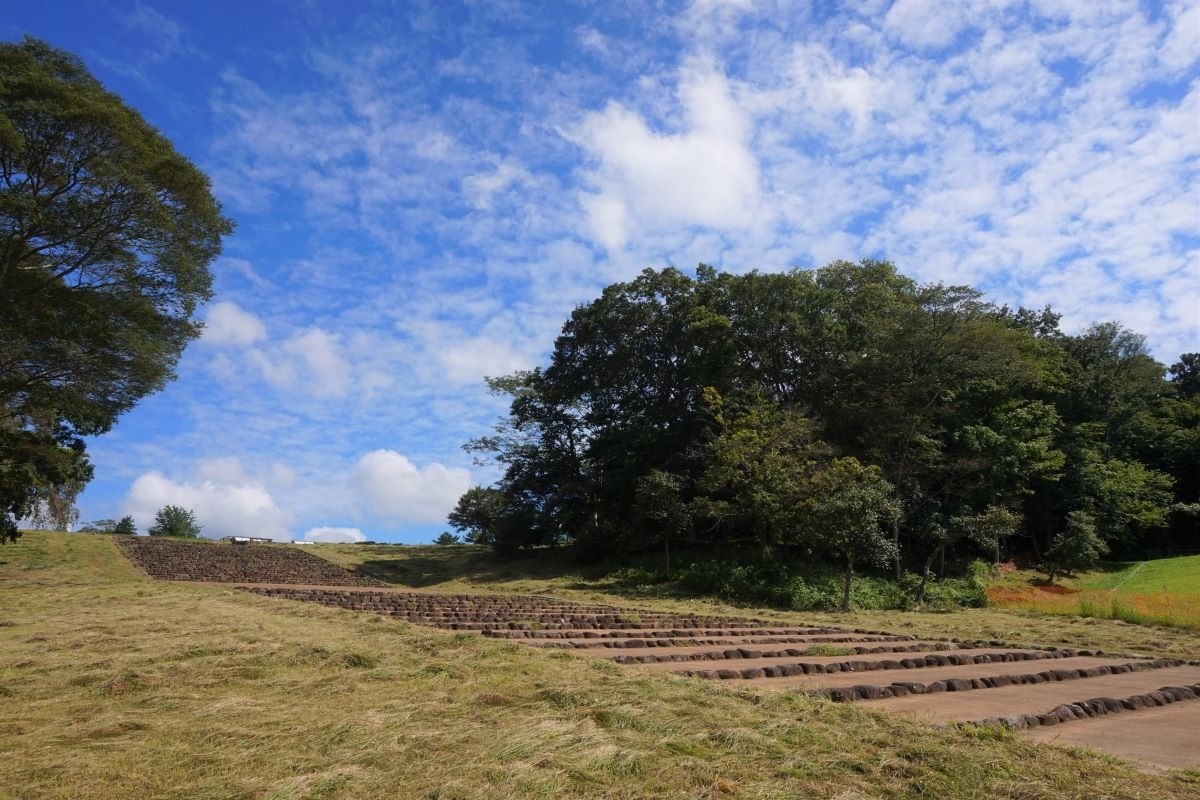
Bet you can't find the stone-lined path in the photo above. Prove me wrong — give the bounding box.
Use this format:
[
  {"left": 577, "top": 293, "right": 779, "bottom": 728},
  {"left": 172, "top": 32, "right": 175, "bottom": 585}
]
[
  {"left": 239, "top": 585, "right": 1199, "bottom": 770},
  {"left": 112, "top": 540, "right": 1199, "bottom": 771}
]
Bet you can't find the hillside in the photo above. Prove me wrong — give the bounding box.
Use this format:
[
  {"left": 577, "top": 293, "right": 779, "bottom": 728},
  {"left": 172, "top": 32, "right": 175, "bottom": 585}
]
[{"left": 1, "top": 532, "right": 1198, "bottom": 799}]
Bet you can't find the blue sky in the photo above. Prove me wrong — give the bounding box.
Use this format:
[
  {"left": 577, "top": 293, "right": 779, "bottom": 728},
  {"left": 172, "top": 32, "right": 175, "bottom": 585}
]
[{"left": 6, "top": 1, "right": 1198, "bottom": 543}]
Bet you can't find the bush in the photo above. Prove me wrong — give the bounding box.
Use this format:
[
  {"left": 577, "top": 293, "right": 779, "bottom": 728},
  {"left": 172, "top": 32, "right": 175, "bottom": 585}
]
[
  {"left": 1043, "top": 511, "right": 1107, "bottom": 582},
  {"left": 112, "top": 516, "right": 137, "bottom": 535},
  {"left": 147, "top": 505, "right": 201, "bottom": 538},
  {"left": 674, "top": 558, "right": 987, "bottom": 612}
]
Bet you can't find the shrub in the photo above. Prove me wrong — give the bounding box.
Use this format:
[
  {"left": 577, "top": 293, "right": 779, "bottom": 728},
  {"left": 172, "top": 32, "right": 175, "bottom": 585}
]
[
  {"left": 674, "top": 558, "right": 987, "bottom": 612},
  {"left": 112, "top": 516, "right": 137, "bottom": 535},
  {"left": 147, "top": 505, "right": 201, "bottom": 538},
  {"left": 1043, "top": 511, "right": 1107, "bottom": 583}
]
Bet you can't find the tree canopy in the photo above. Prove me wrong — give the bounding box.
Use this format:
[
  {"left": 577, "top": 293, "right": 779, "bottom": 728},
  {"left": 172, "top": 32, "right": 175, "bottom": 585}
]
[
  {"left": 148, "top": 505, "right": 201, "bottom": 538},
  {"left": 459, "top": 261, "right": 1194, "bottom": 600},
  {"left": 0, "top": 38, "right": 232, "bottom": 541}
]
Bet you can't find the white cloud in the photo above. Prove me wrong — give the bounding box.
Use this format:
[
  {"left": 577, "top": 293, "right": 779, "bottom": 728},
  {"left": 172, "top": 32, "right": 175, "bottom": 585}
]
[
  {"left": 573, "top": 61, "right": 765, "bottom": 251},
  {"left": 463, "top": 161, "right": 532, "bottom": 211},
  {"left": 780, "top": 42, "right": 890, "bottom": 134},
  {"left": 283, "top": 328, "right": 352, "bottom": 394},
  {"left": 884, "top": 0, "right": 978, "bottom": 51},
  {"left": 123, "top": 470, "right": 292, "bottom": 541},
  {"left": 398, "top": 316, "right": 537, "bottom": 386},
  {"left": 204, "top": 301, "right": 267, "bottom": 346},
  {"left": 351, "top": 450, "right": 472, "bottom": 524},
  {"left": 241, "top": 327, "right": 353, "bottom": 397},
  {"left": 302, "top": 526, "right": 367, "bottom": 543}
]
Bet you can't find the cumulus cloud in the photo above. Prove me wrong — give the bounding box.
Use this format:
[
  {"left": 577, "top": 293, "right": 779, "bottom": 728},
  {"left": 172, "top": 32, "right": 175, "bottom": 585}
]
[
  {"left": 574, "top": 61, "right": 765, "bottom": 250},
  {"left": 302, "top": 526, "right": 367, "bottom": 543},
  {"left": 204, "top": 301, "right": 267, "bottom": 346},
  {"left": 123, "top": 469, "right": 292, "bottom": 541},
  {"left": 351, "top": 450, "right": 471, "bottom": 524}
]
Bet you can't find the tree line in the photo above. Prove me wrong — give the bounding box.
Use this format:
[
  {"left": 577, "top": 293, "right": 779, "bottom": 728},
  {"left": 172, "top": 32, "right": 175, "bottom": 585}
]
[{"left": 450, "top": 261, "right": 1199, "bottom": 606}]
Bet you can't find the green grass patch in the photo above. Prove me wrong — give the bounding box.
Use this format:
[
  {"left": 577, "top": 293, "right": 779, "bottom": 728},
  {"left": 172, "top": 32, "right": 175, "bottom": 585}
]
[
  {"left": 989, "top": 556, "right": 1200, "bottom": 629},
  {"left": 803, "top": 644, "right": 856, "bottom": 657},
  {"left": 1077, "top": 555, "right": 1200, "bottom": 594}
]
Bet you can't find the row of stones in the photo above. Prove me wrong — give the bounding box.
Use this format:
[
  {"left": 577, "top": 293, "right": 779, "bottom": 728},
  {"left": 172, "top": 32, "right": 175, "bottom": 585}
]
[
  {"left": 675, "top": 647, "right": 1085, "bottom": 680},
  {"left": 244, "top": 588, "right": 626, "bottom": 613},
  {"left": 966, "top": 682, "right": 1200, "bottom": 731},
  {"left": 537, "top": 634, "right": 914, "bottom": 651},
  {"left": 117, "top": 538, "right": 383, "bottom": 587},
  {"left": 614, "top": 640, "right": 977, "bottom": 664},
  {"left": 824, "top": 658, "right": 1185, "bottom": 701},
  {"left": 484, "top": 626, "right": 854, "bottom": 640},
  {"left": 240, "top": 587, "right": 771, "bottom": 630}
]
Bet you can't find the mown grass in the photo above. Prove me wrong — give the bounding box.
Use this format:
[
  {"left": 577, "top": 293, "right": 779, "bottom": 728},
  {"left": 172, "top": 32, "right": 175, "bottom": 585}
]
[
  {"left": 2, "top": 531, "right": 1198, "bottom": 798},
  {"left": 985, "top": 556, "right": 1200, "bottom": 630}
]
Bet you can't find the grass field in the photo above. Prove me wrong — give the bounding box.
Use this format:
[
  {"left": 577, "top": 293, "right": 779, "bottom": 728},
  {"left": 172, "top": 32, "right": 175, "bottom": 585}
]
[
  {"left": 986, "top": 555, "right": 1200, "bottom": 630},
  {"left": 3, "top": 533, "right": 1200, "bottom": 799}
]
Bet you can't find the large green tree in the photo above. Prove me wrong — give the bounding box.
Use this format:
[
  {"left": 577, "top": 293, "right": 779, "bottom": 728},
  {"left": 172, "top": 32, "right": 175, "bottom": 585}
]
[
  {"left": 0, "top": 38, "right": 232, "bottom": 541},
  {"left": 459, "top": 261, "right": 1184, "bottom": 586}
]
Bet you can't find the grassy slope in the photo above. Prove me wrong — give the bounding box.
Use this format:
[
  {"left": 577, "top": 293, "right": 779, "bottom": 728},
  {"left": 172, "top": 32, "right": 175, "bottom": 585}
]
[
  {"left": 1076, "top": 555, "right": 1200, "bottom": 594},
  {"left": 1, "top": 534, "right": 1198, "bottom": 800},
  {"left": 986, "top": 555, "right": 1200, "bottom": 629}
]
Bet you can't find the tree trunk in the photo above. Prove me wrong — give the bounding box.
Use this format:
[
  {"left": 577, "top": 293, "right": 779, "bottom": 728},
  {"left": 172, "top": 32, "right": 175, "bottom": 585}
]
[
  {"left": 891, "top": 518, "right": 902, "bottom": 580},
  {"left": 917, "top": 544, "right": 944, "bottom": 605},
  {"left": 842, "top": 559, "right": 854, "bottom": 612},
  {"left": 664, "top": 536, "right": 670, "bottom": 577},
  {"left": 938, "top": 545, "right": 946, "bottom": 580}
]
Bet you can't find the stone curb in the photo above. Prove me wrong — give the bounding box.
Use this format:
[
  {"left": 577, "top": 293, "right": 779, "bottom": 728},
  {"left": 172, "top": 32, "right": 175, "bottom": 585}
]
[
  {"left": 958, "top": 681, "right": 1200, "bottom": 731},
  {"left": 673, "top": 648, "right": 1088, "bottom": 680},
  {"left": 818, "top": 658, "right": 1183, "bottom": 701},
  {"left": 616, "top": 640, "right": 988, "bottom": 664}
]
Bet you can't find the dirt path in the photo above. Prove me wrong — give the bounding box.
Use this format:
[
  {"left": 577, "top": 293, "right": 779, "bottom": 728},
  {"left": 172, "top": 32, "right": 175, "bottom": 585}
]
[
  {"left": 856, "top": 666, "right": 1200, "bottom": 723},
  {"left": 1026, "top": 700, "right": 1200, "bottom": 771}
]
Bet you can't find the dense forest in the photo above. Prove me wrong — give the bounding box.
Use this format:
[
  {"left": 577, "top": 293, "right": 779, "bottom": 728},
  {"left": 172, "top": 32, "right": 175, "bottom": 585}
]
[{"left": 451, "top": 261, "right": 1199, "bottom": 607}]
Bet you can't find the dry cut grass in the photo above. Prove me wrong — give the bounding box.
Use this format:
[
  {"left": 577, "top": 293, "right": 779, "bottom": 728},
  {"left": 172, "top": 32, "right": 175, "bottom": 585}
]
[{"left": 2, "top": 532, "right": 1199, "bottom": 799}]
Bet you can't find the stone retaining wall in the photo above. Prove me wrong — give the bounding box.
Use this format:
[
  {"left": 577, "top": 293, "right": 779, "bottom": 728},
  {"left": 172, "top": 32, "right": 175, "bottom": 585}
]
[{"left": 115, "top": 537, "right": 383, "bottom": 586}]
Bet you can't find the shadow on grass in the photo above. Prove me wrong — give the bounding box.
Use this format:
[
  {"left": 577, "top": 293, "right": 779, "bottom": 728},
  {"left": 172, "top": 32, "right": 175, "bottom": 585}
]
[
  {"left": 345, "top": 545, "right": 685, "bottom": 602},
  {"left": 352, "top": 546, "right": 588, "bottom": 588}
]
